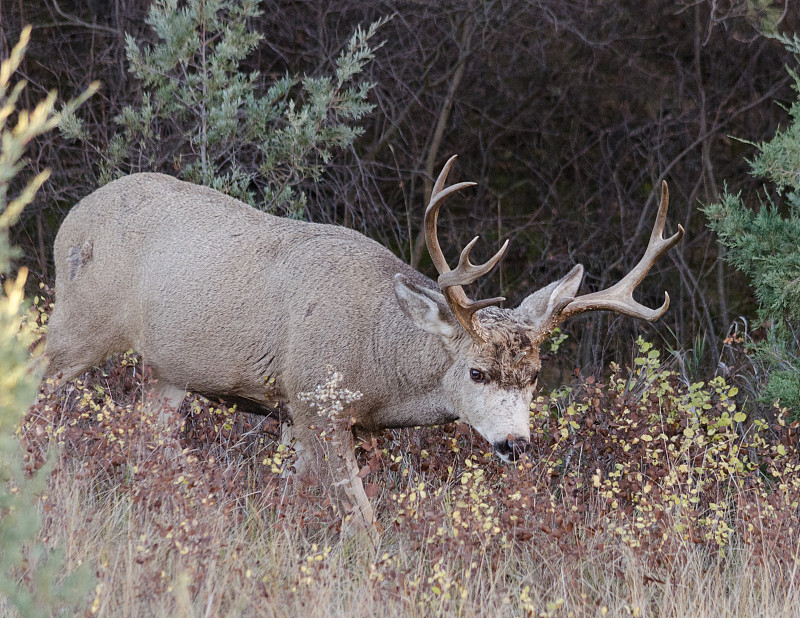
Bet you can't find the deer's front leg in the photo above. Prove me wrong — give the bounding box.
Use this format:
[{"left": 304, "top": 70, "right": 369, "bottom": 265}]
[
  {"left": 290, "top": 411, "right": 378, "bottom": 545},
  {"left": 327, "top": 424, "right": 377, "bottom": 536}
]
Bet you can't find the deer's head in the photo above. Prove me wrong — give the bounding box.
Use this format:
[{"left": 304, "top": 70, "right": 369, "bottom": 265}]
[{"left": 395, "top": 156, "right": 684, "bottom": 462}]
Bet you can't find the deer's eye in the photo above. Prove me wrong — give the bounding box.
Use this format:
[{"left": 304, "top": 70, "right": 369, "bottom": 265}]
[{"left": 470, "top": 368, "right": 488, "bottom": 384}]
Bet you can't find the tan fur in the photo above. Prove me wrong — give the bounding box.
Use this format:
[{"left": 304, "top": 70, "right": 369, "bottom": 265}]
[{"left": 45, "top": 172, "right": 676, "bottom": 537}]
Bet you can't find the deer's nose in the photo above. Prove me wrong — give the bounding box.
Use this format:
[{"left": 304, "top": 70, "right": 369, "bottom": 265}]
[{"left": 494, "top": 436, "right": 530, "bottom": 462}]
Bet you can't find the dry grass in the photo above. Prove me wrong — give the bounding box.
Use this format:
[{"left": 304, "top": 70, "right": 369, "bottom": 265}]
[{"left": 13, "top": 338, "right": 800, "bottom": 617}]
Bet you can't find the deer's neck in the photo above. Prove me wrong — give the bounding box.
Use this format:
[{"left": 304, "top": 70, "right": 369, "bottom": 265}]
[{"left": 360, "top": 303, "right": 459, "bottom": 430}]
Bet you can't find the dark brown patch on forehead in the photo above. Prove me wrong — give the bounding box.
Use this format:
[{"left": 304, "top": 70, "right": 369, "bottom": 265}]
[{"left": 473, "top": 307, "right": 541, "bottom": 389}]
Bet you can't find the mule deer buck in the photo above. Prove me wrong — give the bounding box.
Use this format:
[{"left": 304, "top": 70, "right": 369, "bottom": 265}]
[{"left": 44, "top": 155, "right": 683, "bottom": 538}]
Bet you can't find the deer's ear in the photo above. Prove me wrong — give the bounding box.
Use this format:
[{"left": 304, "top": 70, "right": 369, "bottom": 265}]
[
  {"left": 515, "top": 264, "right": 584, "bottom": 330},
  {"left": 394, "top": 274, "right": 458, "bottom": 339}
]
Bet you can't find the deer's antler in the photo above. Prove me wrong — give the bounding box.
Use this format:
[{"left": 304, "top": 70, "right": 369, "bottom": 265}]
[
  {"left": 526, "top": 181, "right": 684, "bottom": 341},
  {"left": 424, "top": 156, "right": 509, "bottom": 342}
]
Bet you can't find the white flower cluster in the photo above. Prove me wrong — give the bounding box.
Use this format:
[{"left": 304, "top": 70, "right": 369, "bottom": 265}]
[{"left": 297, "top": 365, "right": 363, "bottom": 419}]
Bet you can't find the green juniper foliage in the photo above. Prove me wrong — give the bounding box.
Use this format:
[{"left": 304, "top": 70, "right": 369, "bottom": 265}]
[
  {"left": 0, "top": 27, "right": 96, "bottom": 617},
  {"left": 61, "top": 0, "right": 385, "bottom": 218},
  {"left": 704, "top": 33, "right": 800, "bottom": 413}
]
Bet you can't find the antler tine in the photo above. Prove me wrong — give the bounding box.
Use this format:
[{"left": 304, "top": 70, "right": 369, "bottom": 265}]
[
  {"left": 439, "top": 236, "right": 510, "bottom": 289},
  {"left": 432, "top": 154, "right": 459, "bottom": 196},
  {"left": 554, "top": 180, "right": 684, "bottom": 325},
  {"left": 425, "top": 156, "right": 477, "bottom": 275},
  {"left": 424, "top": 156, "right": 508, "bottom": 342}
]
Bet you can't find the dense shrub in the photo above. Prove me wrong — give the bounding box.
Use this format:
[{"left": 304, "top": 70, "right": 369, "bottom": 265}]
[
  {"left": 23, "top": 336, "right": 800, "bottom": 614},
  {"left": 705, "top": 34, "right": 800, "bottom": 414}
]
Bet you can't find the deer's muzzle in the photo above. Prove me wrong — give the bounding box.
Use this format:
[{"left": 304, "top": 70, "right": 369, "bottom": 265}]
[{"left": 494, "top": 436, "right": 530, "bottom": 462}]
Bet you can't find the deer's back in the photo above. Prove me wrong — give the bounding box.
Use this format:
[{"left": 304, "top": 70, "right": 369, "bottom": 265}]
[{"left": 51, "top": 173, "right": 431, "bottom": 406}]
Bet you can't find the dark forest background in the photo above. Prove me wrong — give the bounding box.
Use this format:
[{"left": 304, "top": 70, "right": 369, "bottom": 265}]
[{"left": 2, "top": 0, "right": 798, "bottom": 385}]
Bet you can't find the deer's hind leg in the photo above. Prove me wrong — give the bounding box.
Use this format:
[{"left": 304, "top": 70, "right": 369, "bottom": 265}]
[{"left": 139, "top": 379, "right": 188, "bottom": 459}]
